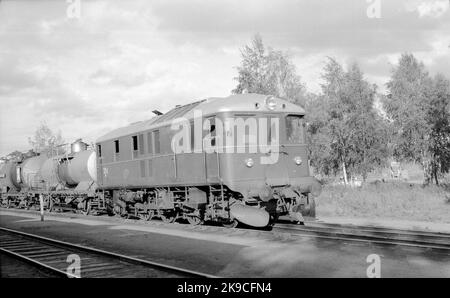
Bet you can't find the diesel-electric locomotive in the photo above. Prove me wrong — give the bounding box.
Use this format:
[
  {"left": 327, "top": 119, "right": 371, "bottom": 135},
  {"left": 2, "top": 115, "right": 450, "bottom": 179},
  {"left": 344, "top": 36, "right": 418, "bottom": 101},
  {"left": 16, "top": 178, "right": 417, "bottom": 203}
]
[{"left": 0, "top": 94, "right": 321, "bottom": 228}]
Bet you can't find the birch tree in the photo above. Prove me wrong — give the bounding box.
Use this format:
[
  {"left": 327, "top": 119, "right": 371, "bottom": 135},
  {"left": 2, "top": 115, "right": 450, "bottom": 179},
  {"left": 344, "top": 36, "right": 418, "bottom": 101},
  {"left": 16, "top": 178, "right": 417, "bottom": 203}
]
[
  {"left": 309, "top": 58, "right": 388, "bottom": 183},
  {"left": 28, "top": 123, "right": 65, "bottom": 155},
  {"left": 233, "top": 34, "right": 306, "bottom": 106}
]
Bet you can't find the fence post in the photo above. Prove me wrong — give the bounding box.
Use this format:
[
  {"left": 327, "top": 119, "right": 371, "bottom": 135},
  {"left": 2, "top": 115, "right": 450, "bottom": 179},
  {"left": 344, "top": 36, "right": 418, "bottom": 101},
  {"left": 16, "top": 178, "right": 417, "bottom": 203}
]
[{"left": 39, "top": 194, "right": 44, "bottom": 221}]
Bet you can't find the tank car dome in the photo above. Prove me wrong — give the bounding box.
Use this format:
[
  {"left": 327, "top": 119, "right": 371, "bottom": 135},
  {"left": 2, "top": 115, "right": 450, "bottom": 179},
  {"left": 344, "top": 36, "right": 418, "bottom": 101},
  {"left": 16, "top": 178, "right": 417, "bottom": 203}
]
[{"left": 71, "top": 139, "right": 88, "bottom": 154}]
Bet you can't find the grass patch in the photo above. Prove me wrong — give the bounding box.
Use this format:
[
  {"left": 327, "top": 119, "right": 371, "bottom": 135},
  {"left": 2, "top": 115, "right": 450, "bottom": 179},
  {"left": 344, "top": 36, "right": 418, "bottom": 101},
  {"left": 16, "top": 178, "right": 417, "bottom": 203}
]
[{"left": 316, "top": 182, "right": 450, "bottom": 223}]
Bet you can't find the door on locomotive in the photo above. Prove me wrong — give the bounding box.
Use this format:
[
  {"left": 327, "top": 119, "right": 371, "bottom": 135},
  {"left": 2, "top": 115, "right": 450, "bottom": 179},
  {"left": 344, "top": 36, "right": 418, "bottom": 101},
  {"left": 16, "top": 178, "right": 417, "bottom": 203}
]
[
  {"left": 283, "top": 114, "right": 309, "bottom": 178},
  {"left": 260, "top": 113, "right": 290, "bottom": 187},
  {"left": 204, "top": 115, "right": 220, "bottom": 183}
]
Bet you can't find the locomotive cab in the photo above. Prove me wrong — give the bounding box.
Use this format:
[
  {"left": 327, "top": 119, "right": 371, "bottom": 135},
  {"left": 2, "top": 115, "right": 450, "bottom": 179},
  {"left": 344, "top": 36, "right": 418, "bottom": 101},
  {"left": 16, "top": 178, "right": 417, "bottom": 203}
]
[{"left": 204, "top": 96, "right": 320, "bottom": 223}]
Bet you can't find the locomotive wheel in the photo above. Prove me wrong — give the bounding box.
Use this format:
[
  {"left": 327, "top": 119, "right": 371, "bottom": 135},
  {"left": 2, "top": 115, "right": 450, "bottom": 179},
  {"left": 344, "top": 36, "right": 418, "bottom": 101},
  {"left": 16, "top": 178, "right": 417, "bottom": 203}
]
[
  {"left": 26, "top": 200, "right": 34, "bottom": 210},
  {"left": 114, "top": 206, "right": 129, "bottom": 218},
  {"left": 46, "top": 199, "right": 53, "bottom": 212},
  {"left": 187, "top": 215, "right": 203, "bottom": 226},
  {"left": 81, "top": 201, "right": 91, "bottom": 216},
  {"left": 139, "top": 210, "right": 154, "bottom": 221},
  {"left": 222, "top": 219, "right": 239, "bottom": 229},
  {"left": 160, "top": 214, "right": 175, "bottom": 223},
  {"left": 160, "top": 211, "right": 176, "bottom": 224},
  {"left": 268, "top": 214, "right": 279, "bottom": 226},
  {"left": 113, "top": 206, "right": 122, "bottom": 217}
]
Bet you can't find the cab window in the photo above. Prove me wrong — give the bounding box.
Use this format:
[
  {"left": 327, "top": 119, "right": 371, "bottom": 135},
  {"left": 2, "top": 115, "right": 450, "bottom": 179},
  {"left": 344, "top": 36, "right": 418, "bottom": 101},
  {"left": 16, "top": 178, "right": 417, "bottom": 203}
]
[
  {"left": 208, "top": 117, "right": 216, "bottom": 147},
  {"left": 286, "top": 115, "right": 305, "bottom": 143}
]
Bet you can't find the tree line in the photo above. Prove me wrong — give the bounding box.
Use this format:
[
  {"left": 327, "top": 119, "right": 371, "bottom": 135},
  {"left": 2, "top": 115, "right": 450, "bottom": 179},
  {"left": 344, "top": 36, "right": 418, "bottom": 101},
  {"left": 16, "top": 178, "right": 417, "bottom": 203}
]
[
  {"left": 233, "top": 35, "right": 450, "bottom": 185},
  {"left": 20, "top": 35, "right": 450, "bottom": 185}
]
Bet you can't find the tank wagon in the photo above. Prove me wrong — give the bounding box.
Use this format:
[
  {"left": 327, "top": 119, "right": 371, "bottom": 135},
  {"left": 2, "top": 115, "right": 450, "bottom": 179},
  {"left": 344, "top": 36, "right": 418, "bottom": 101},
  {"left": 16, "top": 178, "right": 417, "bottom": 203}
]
[
  {"left": 0, "top": 140, "right": 104, "bottom": 213},
  {"left": 1, "top": 151, "right": 45, "bottom": 208},
  {"left": 0, "top": 156, "right": 21, "bottom": 199},
  {"left": 0, "top": 94, "right": 321, "bottom": 228}
]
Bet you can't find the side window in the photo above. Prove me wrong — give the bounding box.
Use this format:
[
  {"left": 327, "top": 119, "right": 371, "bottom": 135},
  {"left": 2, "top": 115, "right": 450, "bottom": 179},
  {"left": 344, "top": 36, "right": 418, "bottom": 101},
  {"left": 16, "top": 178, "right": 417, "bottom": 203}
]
[
  {"left": 97, "top": 144, "right": 102, "bottom": 157},
  {"left": 286, "top": 115, "right": 305, "bottom": 144},
  {"left": 132, "top": 136, "right": 138, "bottom": 151},
  {"left": 132, "top": 135, "right": 138, "bottom": 159},
  {"left": 114, "top": 140, "right": 120, "bottom": 161},
  {"left": 153, "top": 130, "right": 160, "bottom": 154},
  {"left": 147, "top": 132, "right": 153, "bottom": 154},
  {"left": 208, "top": 117, "right": 216, "bottom": 147},
  {"left": 266, "top": 116, "right": 278, "bottom": 143}
]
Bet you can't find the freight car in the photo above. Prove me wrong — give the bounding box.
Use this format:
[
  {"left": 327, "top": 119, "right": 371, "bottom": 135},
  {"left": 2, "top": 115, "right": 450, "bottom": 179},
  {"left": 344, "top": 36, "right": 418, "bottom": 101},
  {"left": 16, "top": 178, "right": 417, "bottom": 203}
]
[
  {"left": 0, "top": 140, "right": 105, "bottom": 214},
  {"left": 0, "top": 94, "right": 321, "bottom": 228}
]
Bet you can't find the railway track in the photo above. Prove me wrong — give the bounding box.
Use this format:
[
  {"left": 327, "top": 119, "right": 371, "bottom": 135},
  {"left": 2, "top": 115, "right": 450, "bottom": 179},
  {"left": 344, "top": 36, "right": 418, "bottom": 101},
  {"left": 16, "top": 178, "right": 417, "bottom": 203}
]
[
  {"left": 0, "top": 227, "right": 218, "bottom": 278},
  {"left": 1, "top": 207, "right": 449, "bottom": 252},
  {"left": 273, "top": 222, "right": 450, "bottom": 251}
]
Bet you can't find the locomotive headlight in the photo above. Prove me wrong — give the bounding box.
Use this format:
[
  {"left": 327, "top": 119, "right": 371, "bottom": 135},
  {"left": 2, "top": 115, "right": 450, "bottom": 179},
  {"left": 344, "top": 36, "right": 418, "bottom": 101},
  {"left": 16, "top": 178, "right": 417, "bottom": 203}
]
[
  {"left": 245, "top": 158, "right": 254, "bottom": 168},
  {"left": 265, "top": 96, "right": 277, "bottom": 110},
  {"left": 294, "top": 156, "right": 302, "bottom": 165}
]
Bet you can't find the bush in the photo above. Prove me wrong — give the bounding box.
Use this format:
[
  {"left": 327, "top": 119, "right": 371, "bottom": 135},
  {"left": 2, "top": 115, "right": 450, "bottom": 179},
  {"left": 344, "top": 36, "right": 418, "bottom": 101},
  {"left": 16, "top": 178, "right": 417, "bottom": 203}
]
[{"left": 316, "top": 182, "right": 450, "bottom": 223}]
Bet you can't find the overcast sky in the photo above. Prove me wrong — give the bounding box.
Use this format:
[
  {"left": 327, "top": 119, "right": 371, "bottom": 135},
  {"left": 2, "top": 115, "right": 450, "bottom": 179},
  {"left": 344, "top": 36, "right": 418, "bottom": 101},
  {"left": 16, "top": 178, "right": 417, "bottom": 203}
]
[{"left": 0, "top": 0, "right": 449, "bottom": 156}]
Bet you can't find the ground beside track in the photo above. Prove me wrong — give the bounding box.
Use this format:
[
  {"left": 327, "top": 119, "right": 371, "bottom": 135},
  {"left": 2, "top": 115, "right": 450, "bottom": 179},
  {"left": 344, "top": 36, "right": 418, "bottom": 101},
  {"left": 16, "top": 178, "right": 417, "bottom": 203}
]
[
  {"left": 0, "top": 209, "right": 449, "bottom": 277},
  {"left": 314, "top": 216, "right": 450, "bottom": 234},
  {"left": 317, "top": 182, "right": 450, "bottom": 224}
]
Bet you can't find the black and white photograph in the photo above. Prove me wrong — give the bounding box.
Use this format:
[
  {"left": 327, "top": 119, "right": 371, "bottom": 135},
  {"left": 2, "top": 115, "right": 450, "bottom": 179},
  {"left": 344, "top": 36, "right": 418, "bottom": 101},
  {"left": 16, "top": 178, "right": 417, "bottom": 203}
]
[{"left": 0, "top": 0, "right": 449, "bottom": 285}]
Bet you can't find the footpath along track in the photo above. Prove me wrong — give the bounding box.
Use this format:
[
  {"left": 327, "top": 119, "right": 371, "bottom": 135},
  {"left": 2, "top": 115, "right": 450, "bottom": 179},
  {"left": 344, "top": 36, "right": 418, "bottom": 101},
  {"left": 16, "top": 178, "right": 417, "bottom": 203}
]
[
  {"left": 273, "top": 222, "right": 450, "bottom": 251},
  {"left": 0, "top": 227, "right": 218, "bottom": 278}
]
